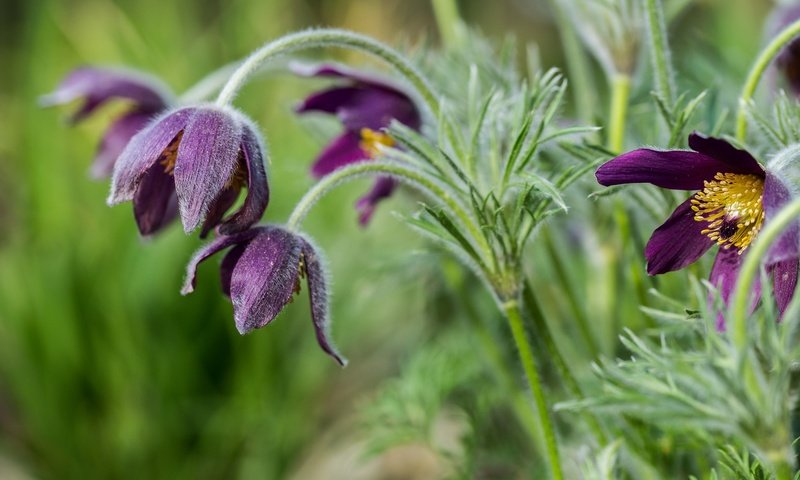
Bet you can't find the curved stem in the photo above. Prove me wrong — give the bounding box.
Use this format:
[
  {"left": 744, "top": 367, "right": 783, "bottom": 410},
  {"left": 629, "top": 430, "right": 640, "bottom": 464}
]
[
  {"left": 504, "top": 300, "right": 563, "bottom": 480},
  {"left": 736, "top": 19, "right": 800, "bottom": 141},
  {"left": 607, "top": 74, "right": 630, "bottom": 153},
  {"left": 215, "top": 28, "right": 439, "bottom": 118},
  {"left": 731, "top": 198, "right": 800, "bottom": 349},
  {"left": 644, "top": 0, "right": 674, "bottom": 103},
  {"left": 286, "top": 160, "right": 493, "bottom": 264}
]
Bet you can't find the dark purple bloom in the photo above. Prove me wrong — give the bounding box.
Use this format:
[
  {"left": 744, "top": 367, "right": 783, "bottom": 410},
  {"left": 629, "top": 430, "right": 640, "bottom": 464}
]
[
  {"left": 292, "top": 62, "right": 422, "bottom": 226},
  {"left": 40, "top": 67, "right": 173, "bottom": 178},
  {"left": 181, "top": 225, "right": 346, "bottom": 366},
  {"left": 596, "top": 133, "right": 799, "bottom": 325},
  {"left": 768, "top": 4, "right": 800, "bottom": 96},
  {"left": 108, "top": 105, "right": 269, "bottom": 237}
]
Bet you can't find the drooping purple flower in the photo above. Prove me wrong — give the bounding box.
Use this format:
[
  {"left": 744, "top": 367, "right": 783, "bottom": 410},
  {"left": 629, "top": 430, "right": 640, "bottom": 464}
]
[
  {"left": 596, "top": 132, "right": 799, "bottom": 326},
  {"left": 40, "top": 67, "right": 174, "bottom": 178},
  {"left": 108, "top": 105, "right": 269, "bottom": 237},
  {"left": 292, "top": 62, "right": 422, "bottom": 226},
  {"left": 767, "top": 3, "right": 800, "bottom": 96},
  {"left": 181, "top": 225, "right": 346, "bottom": 366}
]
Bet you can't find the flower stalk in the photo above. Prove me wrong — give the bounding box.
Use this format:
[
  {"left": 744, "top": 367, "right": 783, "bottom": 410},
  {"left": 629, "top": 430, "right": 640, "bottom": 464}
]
[
  {"left": 503, "top": 299, "right": 563, "bottom": 480},
  {"left": 736, "top": 18, "right": 800, "bottom": 141},
  {"left": 607, "top": 73, "right": 631, "bottom": 153},
  {"left": 431, "top": 0, "right": 466, "bottom": 49},
  {"left": 643, "top": 0, "right": 675, "bottom": 103}
]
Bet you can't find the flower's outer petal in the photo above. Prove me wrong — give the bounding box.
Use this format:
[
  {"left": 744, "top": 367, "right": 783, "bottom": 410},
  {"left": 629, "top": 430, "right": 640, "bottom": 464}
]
[
  {"left": 181, "top": 228, "right": 259, "bottom": 295},
  {"left": 108, "top": 107, "right": 191, "bottom": 205},
  {"left": 708, "top": 248, "right": 760, "bottom": 330},
  {"left": 199, "top": 188, "right": 239, "bottom": 239},
  {"left": 596, "top": 149, "right": 739, "bottom": 190},
  {"left": 229, "top": 227, "right": 302, "bottom": 334},
  {"left": 40, "top": 67, "right": 171, "bottom": 122},
  {"left": 772, "top": 258, "right": 799, "bottom": 317},
  {"left": 174, "top": 107, "right": 243, "bottom": 233},
  {"left": 763, "top": 173, "right": 800, "bottom": 263},
  {"left": 220, "top": 243, "right": 248, "bottom": 298},
  {"left": 356, "top": 177, "right": 397, "bottom": 226},
  {"left": 133, "top": 163, "right": 177, "bottom": 236},
  {"left": 218, "top": 122, "right": 270, "bottom": 235},
  {"left": 290, "top": 62, "right": 407, "bottom": 92},
  {"left": 770, "top": 4, "right": 800, "bottom": 96},
  {"left": 645, "top": 197, "right": 715, "bottom": 274},
  {"left": 295, "top": 86, "right": 365, "bottom": 116},
  {"left": 92, "top": 111, "right": 152, "bottom": 179},
  {"left": 295, "top": 84, "right": 420, "bottom": 131},
  {"left": 300, "top": 236, "right": 347, "bottom": 366},
  {"left": 311, "top": 131, "right": 367, "bottom": 178},
  {"left": 687, "top": 133, "right": 764, "bottom": 175}
]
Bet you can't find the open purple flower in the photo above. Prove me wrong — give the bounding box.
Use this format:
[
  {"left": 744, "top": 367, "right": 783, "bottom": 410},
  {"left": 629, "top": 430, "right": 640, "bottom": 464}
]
[
  {"left": 40, "top": 67, "right": 173, "bottom": 178},
  {"left": 108, "top": 105, "right": 269, "bottom": 237},
  {"left": 181, "top": 225, "right": 346, "bottom": 366},
  {"left": 292, "top": 63, "right": 422, "bottom": 225},
  {"left": 596, "top": 133, "right": 799, "bottom": 324}
]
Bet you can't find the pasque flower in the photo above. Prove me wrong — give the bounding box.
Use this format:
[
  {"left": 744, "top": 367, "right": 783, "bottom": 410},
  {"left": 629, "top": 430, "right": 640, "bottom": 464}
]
[
  {"left": 292, "top": 63, "right": 422, "bottom": 225},
  {"left": 596, "top": 133, "right": 799, "bottom": 323},
  {"left": 108, "top": 105, "right": 269, "bottom": 237},
  {"left": 181, "top": 225, "right": 346, "bottom": 366},
  {"left": 767, "top": 2, "right": 800, "bottom": 96},
  {"left": 40, "top": 67, "right": 173, "bottom": 178}
]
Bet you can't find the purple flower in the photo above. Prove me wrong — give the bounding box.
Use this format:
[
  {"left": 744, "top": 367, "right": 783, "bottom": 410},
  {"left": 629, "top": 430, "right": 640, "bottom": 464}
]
[
  {"left": 768, "top": 4, "right": 800, "bottom": 96},
  {"left": 292, "top": 63, "right": 421, "bottom": 226},
  {"left": 40, "top": 67, "right": 173, "bottom": 178},
  {"left": 181, "top": 225, "right": 346, "bottom": 366},
  {"left": 596, "top": 133, "right": 799, "bottom": 325},
  {"left": 108, "top": 105, "right": 269, "bottom": 237}
]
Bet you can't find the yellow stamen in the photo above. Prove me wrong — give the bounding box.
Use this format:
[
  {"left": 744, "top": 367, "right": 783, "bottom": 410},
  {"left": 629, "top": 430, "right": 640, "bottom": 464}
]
[
  {"left": 691, "top": 172, "right": 765, "bottom": 253},
  {"left": 359, "top": 128, "right": 394, "bottom": 158}
]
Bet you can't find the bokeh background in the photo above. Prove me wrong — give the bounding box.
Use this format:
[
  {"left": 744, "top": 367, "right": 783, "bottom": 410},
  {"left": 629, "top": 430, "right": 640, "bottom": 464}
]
[{"left": 0, "top": 0, "right": 782, "bottom": 478}]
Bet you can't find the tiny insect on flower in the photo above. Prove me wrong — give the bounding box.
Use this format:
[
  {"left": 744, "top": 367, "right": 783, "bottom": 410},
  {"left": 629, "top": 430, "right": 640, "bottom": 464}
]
[
  {"left": 181, "top": 225, "right": 346, "bottom": 366},
  {"left": 292, "top": 62, "right": 421, "bottom": 226},
  {"left": 596, "top": 132, "right": 799, "bottom": 326},
  {"left": 107, "top": 105, "right": 269, "bottom": 237},
  {"left": 40, "top": 67, "right": 174, "bottom": 179}
]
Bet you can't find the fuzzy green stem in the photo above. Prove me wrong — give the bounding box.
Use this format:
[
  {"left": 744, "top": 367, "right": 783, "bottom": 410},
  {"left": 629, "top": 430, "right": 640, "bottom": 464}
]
[
  {"left": 431, "top": 0, "right": 466, "bottom": 48},
  {"left": 285, "top": 160, "right": 492, "bottom": 264},
  {"left": 607, "top": 74, "right": 631, "bottom": 153},
  {"left": 543, "top": 0, "right": 595, "bottom": 122},
  {"left": 643, "top": 0, "right": 675, "bottom": 103},
  {"left": 504, "top": 300, "right": 563, "bottom": 480},
  {"left": 215, "top": 28, "right": 440, "bottom": 118},
  {"left": 731, "top": 199, "right": 800, "bottom": 349},
  {"left": 736, "top": 19, "right": 800, "bottom": 141}
]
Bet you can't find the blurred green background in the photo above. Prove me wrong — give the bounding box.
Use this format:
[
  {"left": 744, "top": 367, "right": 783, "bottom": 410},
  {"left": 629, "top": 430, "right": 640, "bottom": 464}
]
[{"left": 0, "top": 0, "right": 782, "bottom": 478}]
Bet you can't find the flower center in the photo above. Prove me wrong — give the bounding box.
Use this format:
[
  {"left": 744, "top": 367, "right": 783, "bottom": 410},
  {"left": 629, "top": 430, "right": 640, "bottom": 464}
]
[
  {"left": 359, "top": 128, "right": 394, "bottom": 158},
  {"left": 159, "top": 131, "right": 183, "bottom": 175},
  {"left": 690, "top": 172, "right": 765, "bottom": 252}
]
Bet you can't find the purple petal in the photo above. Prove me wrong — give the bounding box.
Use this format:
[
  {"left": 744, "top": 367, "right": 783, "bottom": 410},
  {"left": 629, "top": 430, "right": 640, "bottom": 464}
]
[
  {"left": 300, "top": 86, "right": 420, "bottom": 131},
  {"left": 290, "top": 62, "right": 407, "bottom": 91},
  {"left": 597, "top": 149, "right": 751, "bottom": 190},
  {"left": 108, "top": 107, "right": 191, "bottom": 205},
  {"left": 687, "top": 133, "right": 764, "bottom": 176},
  {"left": 645, "top": 197, "right": 715, "bottom": 274},
  {"left": 199, "top": 188, "right": 239, "bottom": 239},
  {"left": 92, "top": 111, "right": 153, "bottom": 179},
  {"left": 708, "top": 248, "right": 758, "bottom": 330},
  {"left": 771, "top": 258, "right": 799, "bottom": 317},
  {"left": 218, "top": 123, "right": 270, "bottom": 235},
  {"left": 777, "top": 39, "right": 800, "bottom": 96},
  {"left": 311, "top": 131, "right": 368, "bottom": 178},
  {"left": 300, "top": 236, "right": 347, "bottom": 366},
  {"left": 763, "top": 173, "right": 800, "bottom": 264},
  {"left": 181, "top": 229, "right": 259, "bottom": 295},
  {"left": 220, "top": 243, "right": 248, "bottom": 298},
  {"left": 41, "top": 67, "right": 171, "bottom": 122},
  {"left": 356, "top": 177, "right": 397, "bottom": 226},
  {"left": 295, "top": 86, "right": 366, "bottom": 116},
  {"left": 133, "top": 163, "right": 178, "bottom": 236},
  {"left": 173, "top": 107, "right": 244, "bottom": 233},
  {"left": 229, "top": 227, "right": 303, "bottom": 334}
]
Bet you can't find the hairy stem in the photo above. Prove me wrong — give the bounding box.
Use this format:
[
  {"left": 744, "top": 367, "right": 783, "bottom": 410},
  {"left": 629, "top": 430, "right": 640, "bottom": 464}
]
[
  {"left": 431, "top": 0, "right": 466, "bottom": 48},
  {"left": 286, "top": 160, "right": 492, "bottom": 265},
  {"left": 643, "top": 0, "right": 675, "bottom": 103},
  {"left": 607, "top": 74, "right": 631, "bottom": 153},
  {"left": 504, "top": 299, "right": 563, "bottom": 480},
  {"left": 736, "top": 19, "right": 800, "bottom": 141},
  {"left": 215, "top": 28, "right": 439, "bottom": 118}
]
